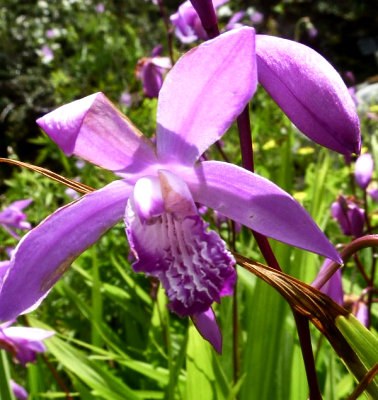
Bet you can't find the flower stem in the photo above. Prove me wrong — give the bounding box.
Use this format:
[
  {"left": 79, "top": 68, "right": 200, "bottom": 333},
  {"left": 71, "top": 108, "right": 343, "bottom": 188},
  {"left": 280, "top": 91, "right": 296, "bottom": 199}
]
[{"left": 236, "top": 105, "right": 322, "bottom": 399}]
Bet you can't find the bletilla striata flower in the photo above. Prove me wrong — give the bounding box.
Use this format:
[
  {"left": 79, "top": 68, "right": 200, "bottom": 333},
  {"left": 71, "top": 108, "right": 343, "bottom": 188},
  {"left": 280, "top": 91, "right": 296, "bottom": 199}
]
[
  {"left": 170, "top": 0, "right": 228, "bottom": 43},
  {"left": 0, "top": 28, "right": 342, "bottom": 352},
  {"left": 331, "top": 195, "right": 365, "bottom": 238},
  {"left": 0, "top": 199, "right": 32, "bottom": 239},
  {"left": 135, "top": 45, "right": 172, "bottom": 98},
  {"left": 10, "top": 380, "right": 28, "bottom": 400},
  {"left": 0, "top": 321, "right": 54, "bottom": 366}
]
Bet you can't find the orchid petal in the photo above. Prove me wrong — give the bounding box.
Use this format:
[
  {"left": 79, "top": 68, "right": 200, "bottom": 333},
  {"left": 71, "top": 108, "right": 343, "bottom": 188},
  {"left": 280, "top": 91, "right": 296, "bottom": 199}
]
[
  {"left": 37, "top": 92, "right": 157, "bottom": 174},
  {"left": 355, "top": 153, "right": 374, "bottom": 190},
  {"left": 0, "top": 180, "right": 131, "bottom": 322},
  {"left": 157, "top": 27, "right": 257, "bottom": 165},
  {"left": 10, "top": 380, "right": 28, "bottom": 400},
  {"left": 317, "top": 259, "right": 344, "bottom": 305},
  {"left": 125, "top": 181, "right": 236, "bottom": 317},
  {"left": 180, "top": 161, "right": 342, "bottom": 263},
  {"left": 255, "top": 35, "right": 361, "bottom": 155},
  {"left": 191, "top": 308, "right": 222, "bottom": 354}
]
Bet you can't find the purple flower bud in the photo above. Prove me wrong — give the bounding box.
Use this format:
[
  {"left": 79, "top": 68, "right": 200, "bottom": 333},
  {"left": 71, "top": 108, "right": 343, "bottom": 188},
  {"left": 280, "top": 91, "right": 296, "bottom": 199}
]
[
  {"left": 10, "top": 380, "right": 28, "bottom": 400},
  {"left": 331, "top": 196, "right": 365, "bottom": 237},
  {"left": 355, "top": 153, "right": 374, "bottom": 190},
  {"left": 135, "top": 53, "right": 171, "bottom": 99},
  {"left": 369, "top": 187, "right": 378, "bottom": 202}
]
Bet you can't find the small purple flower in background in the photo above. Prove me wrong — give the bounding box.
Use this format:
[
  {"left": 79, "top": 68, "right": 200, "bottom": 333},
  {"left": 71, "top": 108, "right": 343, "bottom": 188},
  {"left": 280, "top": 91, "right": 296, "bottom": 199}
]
[
  {"left": 135, "top": 45, "right": 171, "bottom": 98},
  {"left": 45, "top": 28, "right": 57, "bottom": 39},
  {"left": 95, "top": 3, "right": 105, "bottom": 13},
  {"left": 331, "top": 195, "right": 365, "bottom": 237},
  {"left": 0, "top": 28, "right": 342, "bottom": 352},
  {"left": 0, "top": 199, "right": 32, "bottom": 239},
  {"left": 225, "top": 11, "right": 245, "bottom": 31},
  {"left": 119, "top": 91, "right": 132, "bottom": 107},
  {"left": 355, "top": 153, "right": 374, "bottom": 190},
  {"left": 10, "top": 380, "right": 28, "bottom": 400},
  {"left": 170, "top": 0, "right": 228, "bottom": 43},
  {"left": 255, "top": 35, "right": 361, "bottom": 156},
  {"left": 0, "top": 321, "right": 54, "bottom": 365},
  {"left": 249, "top": 9, "right": 263, "bottom": 25},
  {"left": 369, "top": 187, "right": 378, "bottom": 202},
  {"left": 40, "top": 45, "right": 54, "bottom": 63}
]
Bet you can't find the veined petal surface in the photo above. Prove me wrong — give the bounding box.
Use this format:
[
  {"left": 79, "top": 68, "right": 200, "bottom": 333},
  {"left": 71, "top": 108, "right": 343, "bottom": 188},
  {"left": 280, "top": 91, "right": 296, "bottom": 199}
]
[
  {"left": 256, "top": 35, "right": 360, "bottom": 155},
  {"left": 157, "top": 27, "right": 257, "bottom": 165},
  {"left": 125, "top": 196, "right": 236, "bottom": 317},
  {"left": 37, "top": 93, "right": 157, "bottom": 173},
  {"left": 180, "top": 161, "right": 342, "bottom": 263},
  {"left": 0, "top": 180, "right": 132, "bottom": 322}
]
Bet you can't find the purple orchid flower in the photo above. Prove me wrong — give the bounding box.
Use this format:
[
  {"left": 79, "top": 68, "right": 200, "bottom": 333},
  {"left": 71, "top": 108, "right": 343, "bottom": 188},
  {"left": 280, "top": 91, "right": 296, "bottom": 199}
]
[
  {"left": 170, "top": 0, "right": 228, "bottom": 43},
  {"left": 10, "top": 380, "right": 28, "bottom": 399},
  {"left": 316, "top": 259, "right": 344, "bottom": 305},
  {"left": 0, "top": 28, "right": 341, "bottom": 352},
  {"left": 136, "top": 46, "right": 171, "bottom": 99},
  {"left": 331, "top": 195, "right": 365, "bottom": 237},
  {"left": 255, "top": 35, "right": 361, "bottom": 156},
  {"left": 0, "top": 199, "right": 32, "bottom": 239},
  {"left": 0, "top": 321, "right": 54, "bottom": 366},
  {"left": 355, "top": 153, "right": 374, "bottom": 190}
]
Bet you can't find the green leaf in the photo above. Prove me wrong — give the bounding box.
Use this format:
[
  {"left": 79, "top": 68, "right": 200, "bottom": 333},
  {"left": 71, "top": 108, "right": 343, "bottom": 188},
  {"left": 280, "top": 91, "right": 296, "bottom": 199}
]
[{"left": 0, "top": 350, "right": 15, "bottom": 400}]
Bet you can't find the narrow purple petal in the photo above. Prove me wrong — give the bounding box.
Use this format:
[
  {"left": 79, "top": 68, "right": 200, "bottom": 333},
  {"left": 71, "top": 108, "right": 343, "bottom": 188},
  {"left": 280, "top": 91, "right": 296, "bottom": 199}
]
[
  {"left": 255, "top": 35, "right": 361, "bottom": 156},
  {"left": 125, "top": 173, "right": 236, "bottom": 317},
  {"left": 189, "top": 0, "right": 218, "bottom": 30},
  {"left": 0, "top": 261, "right": 10, "bottom": 286},
  {"left": 316, "top": 259, "right": 343, "bottom": 305},
  {"left": 179, "top": 161, "right": 342, "bottom": 263},
  {"left": 141, "top": 62, "right": 163, "bottom": 98},
  {"left": 191, "top": 308, "right": 222, "bottom": 354},
  {"left": 355, "top": 153, "right": 374, "bottom": 190},
  {"left": 37, "top": 92, "right": 157, "bottom": 174},
  {"left": 0, "top": 180, "right": 131, "bottom": 322},
  {"left": 157, "top": 27, "right": 257, "bottom": 165},
  {"left": 10, "top": 380, "right": 28, "bottom": 400}
]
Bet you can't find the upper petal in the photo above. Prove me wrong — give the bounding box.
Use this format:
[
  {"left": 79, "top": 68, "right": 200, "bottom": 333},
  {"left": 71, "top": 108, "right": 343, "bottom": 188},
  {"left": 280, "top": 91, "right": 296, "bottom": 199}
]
[
  {"left": 180, "top": 161, "right": 342, "bottom": 263},
  {"left": 156, "top": 27, "right": 257, "bottom": 165},
  {"left": 256, "top": 35, "right": 361, "bottom": 156},
  {"left": 37, "top": 93, "right": 157, "bottom": 174},
  {"left": 0, "top": 180, "right": 131, "bottom": 322}
]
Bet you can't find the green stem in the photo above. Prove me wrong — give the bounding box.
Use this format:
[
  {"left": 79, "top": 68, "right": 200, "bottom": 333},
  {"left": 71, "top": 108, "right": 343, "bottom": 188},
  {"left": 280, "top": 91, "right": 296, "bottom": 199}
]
[{"left": 0, "top": 350, "right": 15, "bottom": 400}]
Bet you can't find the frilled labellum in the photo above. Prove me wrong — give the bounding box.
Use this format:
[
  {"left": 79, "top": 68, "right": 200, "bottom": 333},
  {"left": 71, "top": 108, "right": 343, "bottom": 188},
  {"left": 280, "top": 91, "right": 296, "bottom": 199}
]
[{"left": 125, "top": 170, "right": 236, "bottom": 317}]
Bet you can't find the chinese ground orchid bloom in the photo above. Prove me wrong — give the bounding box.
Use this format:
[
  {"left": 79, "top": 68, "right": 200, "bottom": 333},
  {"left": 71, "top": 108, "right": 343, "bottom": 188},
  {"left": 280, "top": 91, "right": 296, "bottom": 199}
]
[
  {"left": 0, "top": 199, "right": 32, "bottom": 239},
  {"left": 331, "top": 196, "right": 365, "bottom": 237},
  {"left": 355, "top": 153, "right": 374, "bottom": 190},
  {"left": 10, "top": 380, "right": 28, "bottom": 399},
  {"left": 255, "top": 35, "right": 361, "bottom": 156},
  {"left": 135, "top": 46, "right": 171, "bottom": 98},
  {"left": 0, "top": 28, "right": 341, "bottom": 352},
  {"left": 170, "top": 0, "right": 228, "bottom": 43},
  {"left": 0, "top": 321, "right": 54, "bottom": 366}
]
